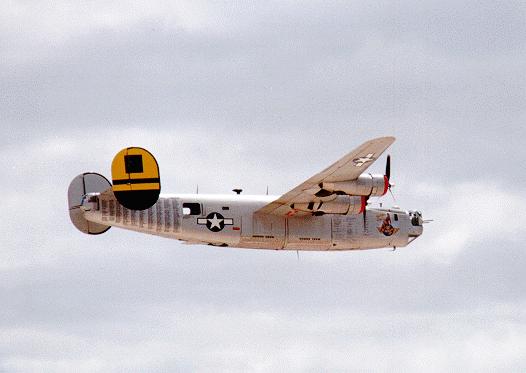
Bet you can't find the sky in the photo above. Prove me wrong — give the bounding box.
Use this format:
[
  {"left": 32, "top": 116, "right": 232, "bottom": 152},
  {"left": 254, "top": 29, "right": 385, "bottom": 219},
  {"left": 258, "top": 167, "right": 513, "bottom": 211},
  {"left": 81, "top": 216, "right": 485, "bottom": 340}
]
[{"left": 1, "top": 1, "right": 526, "bottom": 372}]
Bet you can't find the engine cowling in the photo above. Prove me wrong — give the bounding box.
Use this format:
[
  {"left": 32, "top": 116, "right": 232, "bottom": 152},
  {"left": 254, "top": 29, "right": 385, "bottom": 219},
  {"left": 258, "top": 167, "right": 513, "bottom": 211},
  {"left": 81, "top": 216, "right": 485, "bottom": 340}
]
[
  {"left": 292, "top": 195, "right": 365, "bottom": 215},
  {"left": 318, "top": 173, "right": 388, "bottom": 197}
]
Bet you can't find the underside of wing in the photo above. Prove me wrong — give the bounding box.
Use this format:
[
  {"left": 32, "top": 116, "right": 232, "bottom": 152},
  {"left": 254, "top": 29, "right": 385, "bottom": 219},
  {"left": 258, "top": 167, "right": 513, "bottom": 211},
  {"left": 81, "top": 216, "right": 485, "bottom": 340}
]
[{"left": 256, "top": 136, "right": 395, "bottom": 216}]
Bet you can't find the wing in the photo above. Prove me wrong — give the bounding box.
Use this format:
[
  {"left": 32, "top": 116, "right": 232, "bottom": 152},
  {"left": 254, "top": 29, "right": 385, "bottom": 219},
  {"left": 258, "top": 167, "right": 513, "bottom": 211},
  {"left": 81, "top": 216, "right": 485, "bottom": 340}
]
[{"left": 256, "top": 136, "right": 395, "bottom": 216}]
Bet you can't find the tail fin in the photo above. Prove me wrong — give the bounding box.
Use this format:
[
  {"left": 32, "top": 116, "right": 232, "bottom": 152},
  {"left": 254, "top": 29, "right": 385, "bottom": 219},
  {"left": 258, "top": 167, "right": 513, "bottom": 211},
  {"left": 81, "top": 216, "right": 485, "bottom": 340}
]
[
  {"left": 67, "top": 172, "right": 111, "bottom": 234},
  {"left": 111, "top": 147, "right": 161, "bottom": 210}
]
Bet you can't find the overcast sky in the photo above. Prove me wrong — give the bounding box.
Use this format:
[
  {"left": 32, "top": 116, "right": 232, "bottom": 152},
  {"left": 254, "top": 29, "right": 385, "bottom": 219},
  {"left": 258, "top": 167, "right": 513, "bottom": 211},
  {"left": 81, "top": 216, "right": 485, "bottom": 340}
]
[{"left": 1, "top": 1, "right": 526, "bottom": 372}]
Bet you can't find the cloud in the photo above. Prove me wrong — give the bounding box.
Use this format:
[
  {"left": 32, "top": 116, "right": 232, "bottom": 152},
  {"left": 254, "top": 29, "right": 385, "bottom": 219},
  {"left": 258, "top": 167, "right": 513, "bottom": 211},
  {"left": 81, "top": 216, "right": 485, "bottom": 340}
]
[
  {"left": 2, "top": 306, "right": 526, "bottom": 372},
  {"left": 411, "top": 181, "right": 524, "bottom": 261},
  {"left": 2, "top": 1, "right": 524, "bottom": 134}
]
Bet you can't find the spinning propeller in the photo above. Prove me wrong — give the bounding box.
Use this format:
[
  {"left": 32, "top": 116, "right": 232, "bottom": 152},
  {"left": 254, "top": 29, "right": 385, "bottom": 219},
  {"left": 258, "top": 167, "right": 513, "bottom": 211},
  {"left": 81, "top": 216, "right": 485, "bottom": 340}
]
[
  {"left": 385, "top": 154, "right": 396, "bottom": 201},
  {"left": 363, "top": 154, "right": 394, "bottom": 230}
]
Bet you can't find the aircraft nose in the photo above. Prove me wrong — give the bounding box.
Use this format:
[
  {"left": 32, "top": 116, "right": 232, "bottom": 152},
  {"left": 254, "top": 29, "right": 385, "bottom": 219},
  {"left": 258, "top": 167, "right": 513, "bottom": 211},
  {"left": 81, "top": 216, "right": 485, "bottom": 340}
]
[
  {"left": 408, "top": 211, "right": 424, "bottom": 238},
  {"left": 409, "top": 224, "right": 423, "bottom": 238}
]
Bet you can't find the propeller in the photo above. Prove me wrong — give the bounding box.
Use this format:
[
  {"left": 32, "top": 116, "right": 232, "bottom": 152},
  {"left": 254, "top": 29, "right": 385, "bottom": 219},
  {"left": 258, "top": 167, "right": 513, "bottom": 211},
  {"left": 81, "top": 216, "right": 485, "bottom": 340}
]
[
  {"left": 363, "top": 154, "right": 394, "bottom": 231},
  {"left": 385, "top": 154, "right": 396, "bottom": 202},
  {"left": 385, "top": 154, "right": 390, "bottom": 181},
  {"left": 363, "top": 196, "right": 369, "bottom": 232}
]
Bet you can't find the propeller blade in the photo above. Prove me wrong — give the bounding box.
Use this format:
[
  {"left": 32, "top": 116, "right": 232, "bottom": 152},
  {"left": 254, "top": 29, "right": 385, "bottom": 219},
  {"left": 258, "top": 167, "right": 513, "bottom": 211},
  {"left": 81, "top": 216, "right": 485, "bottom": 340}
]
[
  {"left": 363, "top": 196, "right": 369, "bottom": 231},
  {"left": 388, "top": 187, "right": 397, "bottom": 203},
  {"left": 385, "top": 154, "right": 391, "bottom": 181},
  {"left": 385, "top": 154, "right": 395, "bottom": 203}
]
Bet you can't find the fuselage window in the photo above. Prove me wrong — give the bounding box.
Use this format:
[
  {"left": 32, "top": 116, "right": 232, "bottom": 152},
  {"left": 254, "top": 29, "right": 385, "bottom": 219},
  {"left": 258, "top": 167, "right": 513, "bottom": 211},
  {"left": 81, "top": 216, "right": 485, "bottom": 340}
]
[
  {"left": 394, "top": 214, "right": 398, "bottom": 221},
  {"left": 183, "top": 202, "right": 201, "bottom": 216}
]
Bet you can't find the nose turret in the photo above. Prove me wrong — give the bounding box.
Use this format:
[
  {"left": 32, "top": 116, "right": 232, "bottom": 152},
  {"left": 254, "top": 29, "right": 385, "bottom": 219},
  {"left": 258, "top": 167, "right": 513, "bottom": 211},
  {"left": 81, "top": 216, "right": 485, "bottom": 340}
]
[{"left": 408, "top": 210, "right": 424, "bottom": 239}]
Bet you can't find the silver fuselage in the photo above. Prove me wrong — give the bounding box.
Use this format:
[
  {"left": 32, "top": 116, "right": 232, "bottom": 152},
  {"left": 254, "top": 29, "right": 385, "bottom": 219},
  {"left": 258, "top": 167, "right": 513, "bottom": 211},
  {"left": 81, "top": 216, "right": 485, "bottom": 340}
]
[{"left": 81, "top": 193, "right": 423, "bottom": 251}]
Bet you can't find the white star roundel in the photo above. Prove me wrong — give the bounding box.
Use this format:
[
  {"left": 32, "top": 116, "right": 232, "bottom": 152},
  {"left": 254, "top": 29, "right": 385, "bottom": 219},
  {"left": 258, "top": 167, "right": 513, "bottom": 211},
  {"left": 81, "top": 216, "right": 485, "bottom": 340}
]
[
  {"left": 197, "top": 212, "right": 234, "bottom": 232},
  {"left": 352, "top": 153, "right": 375, "bottom": 167}
]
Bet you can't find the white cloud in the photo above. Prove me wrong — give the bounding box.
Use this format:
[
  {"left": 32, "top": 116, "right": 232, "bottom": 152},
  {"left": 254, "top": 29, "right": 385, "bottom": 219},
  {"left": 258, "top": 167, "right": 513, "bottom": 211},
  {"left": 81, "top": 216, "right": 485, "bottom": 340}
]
[
  {"left": 2, "top": 306, "right": 525, "bottom": 372},
  {"left": 413, "top": 182, "right": 524, "bottom": 262},
  {"left": 0, "top": 0, "right": 216, "bottom": 66}
]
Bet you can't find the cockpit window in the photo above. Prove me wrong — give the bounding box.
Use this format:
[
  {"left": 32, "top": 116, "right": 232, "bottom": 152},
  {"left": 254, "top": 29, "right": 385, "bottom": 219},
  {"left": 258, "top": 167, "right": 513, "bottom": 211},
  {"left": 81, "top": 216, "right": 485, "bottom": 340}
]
[{"left": 183, "top": 202, "right": 201, "bottom": 216}]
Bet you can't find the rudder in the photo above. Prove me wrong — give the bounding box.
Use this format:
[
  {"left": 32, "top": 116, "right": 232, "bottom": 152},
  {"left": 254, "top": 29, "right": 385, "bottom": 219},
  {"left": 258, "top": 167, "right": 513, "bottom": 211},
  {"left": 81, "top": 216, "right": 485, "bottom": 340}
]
[
  {"left": 111, "top": 147, "right": 161, "bottom": 210},
  {"left": 67, "top": 172, "right": 112, "bottom": 234}
]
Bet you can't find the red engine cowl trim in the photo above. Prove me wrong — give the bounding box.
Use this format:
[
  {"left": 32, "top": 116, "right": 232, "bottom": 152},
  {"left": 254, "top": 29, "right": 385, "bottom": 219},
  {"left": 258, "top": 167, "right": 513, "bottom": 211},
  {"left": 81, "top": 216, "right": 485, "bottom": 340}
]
[
  {"left": 360, "top": 196, "right": 366, "bottom": 214},
  {"left": 383, "top": 175, "right": 389, "bottom": 196}
]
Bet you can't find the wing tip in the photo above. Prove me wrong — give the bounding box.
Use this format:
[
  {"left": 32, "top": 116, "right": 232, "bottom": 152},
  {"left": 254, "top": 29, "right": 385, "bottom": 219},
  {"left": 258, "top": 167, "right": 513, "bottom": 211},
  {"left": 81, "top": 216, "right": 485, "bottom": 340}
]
[
  {"left": 375, "top": 135, "right": 396, "bottom": 142},
  {"left": 364, "top": 136, "right": 396, "bottom": 148}
]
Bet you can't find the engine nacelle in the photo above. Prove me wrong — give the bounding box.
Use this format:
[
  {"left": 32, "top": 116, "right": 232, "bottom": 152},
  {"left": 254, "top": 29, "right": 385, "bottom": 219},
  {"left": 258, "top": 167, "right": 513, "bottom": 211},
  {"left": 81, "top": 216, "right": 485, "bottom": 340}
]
[
  {"left": 318, "top": 173, "right": 388, "bottom": 197},
  {"left": 292, "top": 195, "right": 365, "bottom": 215}
]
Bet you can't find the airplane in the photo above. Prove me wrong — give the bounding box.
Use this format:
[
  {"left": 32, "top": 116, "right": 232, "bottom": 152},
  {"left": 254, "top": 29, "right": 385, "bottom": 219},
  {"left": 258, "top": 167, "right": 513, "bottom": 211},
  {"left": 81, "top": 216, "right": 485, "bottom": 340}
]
[{"left": 67, "top": 137, "right": 425, "bottom": 251}]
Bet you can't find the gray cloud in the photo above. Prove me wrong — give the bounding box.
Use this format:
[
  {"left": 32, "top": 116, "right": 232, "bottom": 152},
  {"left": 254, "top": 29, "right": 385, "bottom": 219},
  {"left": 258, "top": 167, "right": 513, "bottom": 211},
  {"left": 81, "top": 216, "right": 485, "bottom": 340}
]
[{"left": 2, "top": 1, "right": 524, "bottom": 189}]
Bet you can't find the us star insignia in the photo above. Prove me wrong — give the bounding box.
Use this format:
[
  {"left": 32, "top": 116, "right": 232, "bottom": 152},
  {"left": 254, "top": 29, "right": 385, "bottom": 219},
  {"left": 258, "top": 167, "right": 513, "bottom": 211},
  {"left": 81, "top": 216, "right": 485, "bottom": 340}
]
[
  {"left": 197, "top": 212, "right": 234, "bottom": 232},
  {"left": 352, "top": 153, "right": 375, "bottom": 167}
]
